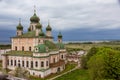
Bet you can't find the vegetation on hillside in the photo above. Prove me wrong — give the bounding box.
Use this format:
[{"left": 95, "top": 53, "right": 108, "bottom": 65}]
[
  {"left": 0, "top": 44, "right": 11, "bottom": 49},
  {"left": 81, "top": 47, "right": 120, "bottom": 80}
]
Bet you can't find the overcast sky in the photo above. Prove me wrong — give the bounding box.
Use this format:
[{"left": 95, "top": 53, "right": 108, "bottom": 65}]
[{"left": 0, "top": 0, "right": 120, "bottom": 41}]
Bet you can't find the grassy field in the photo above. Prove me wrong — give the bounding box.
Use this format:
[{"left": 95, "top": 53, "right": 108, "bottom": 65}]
[
  {"left": 65, "top": 43, "right": 120, "bottom": 51},
  {"left": 55, "top": 69, "right": 89, "bottom": 80}
]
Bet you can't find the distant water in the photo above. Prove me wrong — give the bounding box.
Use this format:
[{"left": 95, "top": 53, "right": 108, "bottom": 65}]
[{"left": 0, "top": 39, "right": 120, "bottom": 45}]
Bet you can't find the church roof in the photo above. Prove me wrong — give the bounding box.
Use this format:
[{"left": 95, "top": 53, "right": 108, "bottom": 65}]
[
  {"left": 13, "top": 31, "right": 36, "bottom": 38},
  {"left": 35, "top": 44, "right": 48, "bottom": 53},
  {"left": 46, "top": 24, "right": 52, "bottom": 31},
  {"left": 57, "top": 43, "right": 65, "bottom": 49},
  {"left": 58, "top": 32, "right": 62, "bottom": 38},
  {"left": 30, "top": 13, "right": 40, "bottom": 23},
  {"left": 5, "top": 51, "right": 32, "bottom": 57},
  {"left": 44, "top": 40, "right": 57, "bottom": 50}
]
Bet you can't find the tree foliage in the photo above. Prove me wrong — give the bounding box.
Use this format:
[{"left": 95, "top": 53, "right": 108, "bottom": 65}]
[
  {"left": 81, "top": 47, "right": 98, "bottom": 69},
  {"left": 87, "top": 47, "right": 120, "bottom": 80}
]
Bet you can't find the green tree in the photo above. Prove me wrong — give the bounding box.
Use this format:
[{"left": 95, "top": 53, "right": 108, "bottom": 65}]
[
  {"left": 81, "top": 47, "right": 98, "bottom": 69},
  {"left": 87, "top": 47, "right": 120, "bottom": 80}
]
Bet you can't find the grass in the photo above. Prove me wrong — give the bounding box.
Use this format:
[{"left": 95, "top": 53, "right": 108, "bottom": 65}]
[
  {"left": 54, "top": 69, "right": 89, "bottom": 80},
  {"left": 65, "top": 43, "right": 120, "bottom": 51}
]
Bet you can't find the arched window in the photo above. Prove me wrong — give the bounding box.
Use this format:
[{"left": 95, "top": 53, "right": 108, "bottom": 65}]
[
  {"left": 53, "top": 58, "right": 55, "bottom": 63},
  {"left": 35, "top": 61, "right": 38, "bottom": 67},
  {"left": 22, "top": 61, "right": 24, "bottom": 67},
  {"left": 15, "top": 46, "right": 17, "bottom": 51},
  {"left": 41, "top": 61, "right": 44, "bottom": 67},
  {"left": 26, "top": 61, "right": 29, "bottom": 67},
  {"left": 14, "top": 60, "right": 16, "bottom": 66},
  {"left": 29, "top": 46, "right": 31, "bottom": 51},
  {"left": 31, "top": 61, "right": 33, "bottom": 68},
  {"left": 11, "top": 60, "right": 13, "bottom": 66},
  {"left": 46, "top": 61, "right": 48, "bottom": 66},
  {"left": 61, "top": 55, "right": 63, "bottom": 59},
  {"left": 17, "top": 32, "right": 19, "bottom": 36},
  {"left": 22, "top": 46, "right": 24, "bottom": 51}
]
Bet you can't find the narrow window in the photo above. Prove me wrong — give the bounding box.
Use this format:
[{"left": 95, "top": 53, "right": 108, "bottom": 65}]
[
  {"left": 14, "top": 60, "right": 16, "bottom": 66},
  {"left": 26, "top": 61, "right": 29, "bottom": 67},
  {"left": 46, "top": 61, "right": 48, "bottom": 66},
  {"left": 22, "top": 61, "right": 24, "bottom": 67},
  {"left": 7, "top": 60, "right": 9, "bottom": 65},
  {"left": 17, "top": 32, "right": 19, "bottom": 36},
  {"left": 35, "top": 61, "right": 38, "bottom": 67},
  {"left": 29, "top": 47, "right": 31, "bottom": 51},
  {"left": 22, "top": 46, "right": 24, "bottom": 51},
  {"left": 61, "top": 55, "right": 63, "bottom": 59},
  {"left": 41, "top": 61, "right": 44, "bottom": 67},
  {"left": 15, "top": 46, "right": 17, "bottom": 51},
  {"left": 31, "top": 61, "right": 33, "bottom": 68},
  {"left": 53, "top": 58, "right": 55, "bottom": 63}
]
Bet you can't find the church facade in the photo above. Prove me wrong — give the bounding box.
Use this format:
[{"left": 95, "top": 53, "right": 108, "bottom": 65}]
[{"left": 2, "top": 9, "right": 67, "bottom": 78}]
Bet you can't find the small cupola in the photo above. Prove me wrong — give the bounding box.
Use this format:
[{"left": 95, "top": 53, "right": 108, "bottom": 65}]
[
  {"left": 58, "top": 32, "right": 62, "bottom": 38},
  {"left": 16, "top": 18, "right": 23, "bottom": 30},
  {"left": 46, "top": 21, "right": 52, "bottom": 31},
  {"left": 30, "top": 6, "right": 40, "bottom": 23},
  {"left": 16, "top": 18, "right": 23, "bottom": 36}
]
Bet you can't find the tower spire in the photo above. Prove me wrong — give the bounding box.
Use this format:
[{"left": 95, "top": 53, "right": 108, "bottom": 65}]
[
  {"left": 48, "top": 19, "right": 50, "bottom": 25},
  {"left": 34, "top": 5, "right": 36, "bottom": 14},
  {"left": 19, "top": 18, "right": 21, "bottom": 24}
]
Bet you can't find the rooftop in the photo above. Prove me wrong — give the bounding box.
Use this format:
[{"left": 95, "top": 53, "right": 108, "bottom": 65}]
[
  {"left": 13, "top": 31, "right": 36, "bottom": 38},
  {"left": 5, "top": 51, "right": 32, "bottom": 57}
]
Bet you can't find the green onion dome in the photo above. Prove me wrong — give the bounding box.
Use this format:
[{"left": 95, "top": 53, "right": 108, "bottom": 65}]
[
  {"left": 35, "top": 44, "right": 48, "bottom": 53},
  {"left": 36, "top": 23, "right": 42, "bottom": 29},
  {"left": 39, "top": 31, "right": 45, "bottom": 37},
  {"left": 58, "top": 32, "right": 62, "bottom": 38},
  {"left": 46, "top": 24, "right": 52, "bottom": 31},
  {"left": 16, "top": 23, "right": 23, "bottom": 30},
  {"left": 30, "top": 13, "right": 40, "bottom": 23},
  {"left": 57, "top": 43, "right": 65, "bottom": 49}
]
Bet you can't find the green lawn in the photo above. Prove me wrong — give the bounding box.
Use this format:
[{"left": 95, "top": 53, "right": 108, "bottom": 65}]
[{"left": 55, "top": 69, "right": 89, "bottom": 80}]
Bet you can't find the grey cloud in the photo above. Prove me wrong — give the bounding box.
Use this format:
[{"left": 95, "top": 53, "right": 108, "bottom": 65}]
[{"left": 0, "top": 0, "right": 120, "bottom": 31}]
